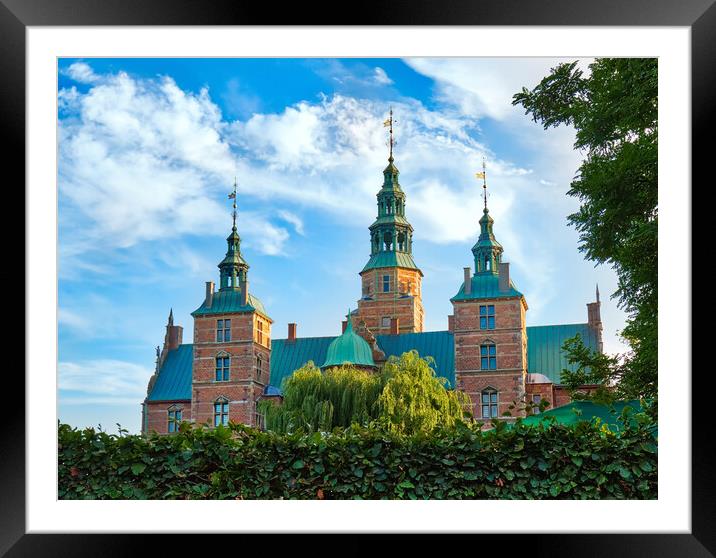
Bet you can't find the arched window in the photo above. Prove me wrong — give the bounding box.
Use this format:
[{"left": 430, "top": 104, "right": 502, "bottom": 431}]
[
  {"left": 167, "top": 404, "right": 183, "bottom": 433},
  {"left": 481, "top": 388, "right": 499, "bottom": 419},
  {"left": 215, "top": 353, "right": 230, "bottom": 381},
  {"left": 214, "top": 397, "right": 229, "bottom": 427}
]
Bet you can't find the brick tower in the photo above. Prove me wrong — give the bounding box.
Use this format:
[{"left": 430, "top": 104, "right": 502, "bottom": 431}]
[
  {"left": 450, "top": 170, "right": 528, "bottom": 420},
  {"left": 189, "top": 182, "right": 272, "bottom": 428},
  {"left": 356, "top": 109, "right": 424, "bottom": 335}
]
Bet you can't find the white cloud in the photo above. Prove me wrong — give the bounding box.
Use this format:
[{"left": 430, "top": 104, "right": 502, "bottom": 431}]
[
  {"left": 63, "top": 61, "right": 101, "bottom": 84},
  {"left": 373, "top": 67, "right": 393, "bottom": 85},
  {"left": 59, "top": 359, "right": 152, "bottom": 405},
  {"left": 277, "top": 210, "right": 305, "bottom": 236}
]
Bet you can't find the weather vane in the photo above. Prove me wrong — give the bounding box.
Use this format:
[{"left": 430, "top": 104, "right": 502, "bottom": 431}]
[
  {"left": 475, "top": 158, "right": 488, "bottom": 210},
  {"left": 228, "top": 177, "right": 238, "bottom": 229},
  {"left": 383, "top": 107, "right": 397, "bottom": 161}
]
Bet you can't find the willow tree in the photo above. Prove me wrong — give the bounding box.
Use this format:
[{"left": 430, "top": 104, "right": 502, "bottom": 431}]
[
  {"left": 376, "top": 351, "right": 472, "bottom": 435},
  {"left": 259, "top": 362, "right": 383, "bottom": 433},
  {"left": 259, "top": 351, "right": 472, "bottom": 435}
]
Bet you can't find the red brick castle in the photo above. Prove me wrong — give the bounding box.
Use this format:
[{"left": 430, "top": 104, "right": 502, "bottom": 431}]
[{"left": 141, "top": 115, "right": 603, "bottom": 434}]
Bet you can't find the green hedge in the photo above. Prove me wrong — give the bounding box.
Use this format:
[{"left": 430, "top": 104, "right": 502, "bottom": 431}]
[{"left": 58, "top": 419, "right": 657, "bottom": 500}]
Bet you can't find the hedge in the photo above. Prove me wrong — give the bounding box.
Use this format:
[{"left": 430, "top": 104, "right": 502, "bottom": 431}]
[{"left": 58, "top": 418, "right": 657, "bottom": 500}]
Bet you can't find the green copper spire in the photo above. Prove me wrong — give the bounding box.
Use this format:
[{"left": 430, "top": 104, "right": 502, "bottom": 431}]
[
  {"left": 218, "top": 179, "right": 249, "bottom": 291},
  {"left": 322, "top": 310, "right": 376, "bottom": 368},
  {"left": 362, "top": 109, "right": 420, "bottom": 273},
  {"left": 472, "top": 162, "right": 503, "bottom": 274}
]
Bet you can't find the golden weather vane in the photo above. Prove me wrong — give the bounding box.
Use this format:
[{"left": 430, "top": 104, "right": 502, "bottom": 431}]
[
  {"left": 475, "top": 158, "right": 488, "bottom": 210},
  {"left": 383, "top": 107, "right": 397, "bottom": 160},
  {"left": 228, "top": 177, "right": 238, "bottom": 229}
]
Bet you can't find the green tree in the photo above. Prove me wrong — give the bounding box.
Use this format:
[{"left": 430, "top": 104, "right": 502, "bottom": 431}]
[
  {"left": 376, "top": 350, "right": 472, "bottom": 435},
  {"left": 259, "top": 351, "right": 472, "bottom": 435},
  {"left": 513, "top": 58, "right": 657, "bottom": 401}
]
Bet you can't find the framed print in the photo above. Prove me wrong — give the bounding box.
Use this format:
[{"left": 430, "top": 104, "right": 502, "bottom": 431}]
[{"left": 2, "top": 0, "right": 709, "bottom": 554}]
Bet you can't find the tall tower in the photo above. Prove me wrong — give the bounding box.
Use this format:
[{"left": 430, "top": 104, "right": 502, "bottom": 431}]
[
  {"left": 356, "top": 109, "right": 424, "bottom": 335},
  {"left": 190, "top": 180, "right": 272, "bottom": 428},
  {"left": 450, "top": 165, "right": 528, "bottom": 420}
]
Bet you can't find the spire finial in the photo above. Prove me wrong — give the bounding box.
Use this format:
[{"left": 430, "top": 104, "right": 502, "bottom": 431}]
[
  {"left": 228, "top": 177, "right": 238, "bottom": 230},
  {"left": 596, "top": 283, "right": 600, "bottom": 303},
  {"left": 475, "top": 158, "right": 488, "bottom": 211},
  {"left": 168, "top": 308, "right": 174, "bottom": 326},
  {"left": 383, "top": 107, "right": 396, "bottom": 162}
]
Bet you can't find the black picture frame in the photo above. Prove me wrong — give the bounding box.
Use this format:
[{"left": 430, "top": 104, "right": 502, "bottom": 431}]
[{"left": 3, "top": 0, "right": 707, "bottom": 555}]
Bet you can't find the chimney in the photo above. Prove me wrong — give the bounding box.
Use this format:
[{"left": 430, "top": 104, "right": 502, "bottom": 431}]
[
  {"left": 390, "top": 317, "right": 400, "bottom": 335},
  {"left": 240, "top": 278, "right": 249, "bottom": 306},
  {"left": 342, "top": 320, "right": 348, "bottom": 333},
  {"left": 288, "top": 322, "right": 297, "bottom": 341},
  {"left": 205, "top": 281, "right": 214, "bottom": 308},
  {"left": 499, "top": 262, "right": 510, "bottom": 292},
  {"left": 463, "top": 267, "right": 472, "bottom": 295},
  {"left": 448, "top": 314, "right": 455, "bottom": 332},
  {"left": 587, "top": 289, "right": 604, "bottom": 353}
]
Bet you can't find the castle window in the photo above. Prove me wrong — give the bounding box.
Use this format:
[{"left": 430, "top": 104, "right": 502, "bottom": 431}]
[
  {"left": 216, "top": 319, "right": 231, "bottom": 342},
  {"left": 167, "top": 405, "right": 182, "bottom": 433},
  {"left": 381, "top": 316, "right": 391, "bottom": 328},
  {"left": 256, "top": 355, "right": 263, "bottom": 380},
  {"left": 215, "top": 356, "right": 230, "bottom": 381},
  {"left": 532, "top": 394, "right": 542, "bottom": 415},
  {"left": 480, "top": 344, "right": 497, "bottom": 370},
  {"left": 214, "top": 398, "right": 229, "bottom": 427},
  {"left": 383, "top": 274, "right": 391, "bottom": 292},
  {"left": 479, "top": 305, "right": 495, "bottom": 329},
  {"left": 481, "top": 389, "right": 498, "bottom": 418},
  {"left": 257, "top": 320, "right": 264, "bottom": 345}
]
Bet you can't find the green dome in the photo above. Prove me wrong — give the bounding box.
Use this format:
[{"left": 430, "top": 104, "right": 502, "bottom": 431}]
[{"left": 322, "top": 317, "right": 375, "bottom": 369}]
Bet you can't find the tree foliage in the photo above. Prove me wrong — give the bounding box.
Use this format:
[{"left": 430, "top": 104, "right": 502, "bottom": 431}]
[
  {"left": 513, "top": 58, "right": 657, "bottom": 401},
  {"left": 259, "top": 351, "right": 471, "bottom": 435}
]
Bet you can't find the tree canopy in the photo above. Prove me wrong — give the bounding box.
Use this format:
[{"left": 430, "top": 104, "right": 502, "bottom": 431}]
[
  {"left": 513, "top": 58, "right": 657, "bottom": 402},
  {"left": 259, "top": 351, "right": 472, "bottom": 435}
]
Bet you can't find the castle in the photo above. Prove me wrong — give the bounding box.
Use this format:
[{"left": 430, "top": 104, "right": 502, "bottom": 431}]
[{"left": 141, "top": 116, "right": 603, "bottom": 434}]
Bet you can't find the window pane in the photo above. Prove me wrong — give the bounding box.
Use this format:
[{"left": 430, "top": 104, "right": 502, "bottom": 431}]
[
  {"left": 479, "top": 306, "right": 486, "bottom": 316},
  {"left": 482, "top": 406, "right": 489, "bottom": 418},
  {"left": 490, "top": 357, "right": 496, "bottom": 369},
  {"left": 488, "top": 317, "right": 495, "bottom": 329},
  {"left": 480, "top": 317, "right": 487, "bottom": 329},
  {"left": 482, "top": 393, "right": 489, "bottom": 403},
  {"left": 489, "top": 345, "right": 496, "bottom": 356},
  {"left": 217, "top": 320, "right": 223, "bottom": 328},
  {"left": 222, "top": 403, "right": 229, "bottom": 412},
  {"left": 222, "top": 415, "right": 228, "bottom": 425},
  {"left": 216, "top": 331, "right": 223, "bottom": 342},
  {"left": 488, "top": 305, "right": 494, "bottom": 315},
  {"left": 490, "top": 405, "right": 498, "bottom": 417},
  {"left": 214, "top": 415, "right": 220, "bottom": 427},
  {"left": 225, "top": 330, "right": 231, "bottom": 342},
  {"left": 481, "top": 357, "right": 488, "bottom": 369},
  {"left": 491, "top": 393, "right": 497, "bottom": 403},
  {"left": 480, "top": 346, "right": 487, "bottom": 356},
  {"left": 177, "top": 411, "right": 182, "bottom": 421},
  {"left": 225, "top": 320, "right": 231, "bottom": 328}
]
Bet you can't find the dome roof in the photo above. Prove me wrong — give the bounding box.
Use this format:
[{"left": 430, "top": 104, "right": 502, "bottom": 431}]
[{"left": 322, "top": 317, "right": 375, "bottom": 369}]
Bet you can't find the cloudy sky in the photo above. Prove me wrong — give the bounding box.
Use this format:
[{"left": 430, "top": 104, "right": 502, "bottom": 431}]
[{"left": 57, "top": 57, "right": 627, "bottom": 433}]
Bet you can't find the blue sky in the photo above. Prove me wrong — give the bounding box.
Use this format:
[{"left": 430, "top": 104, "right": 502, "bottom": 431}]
[{"left": 57, "top": 57, "right": 626, "bottom": 433}]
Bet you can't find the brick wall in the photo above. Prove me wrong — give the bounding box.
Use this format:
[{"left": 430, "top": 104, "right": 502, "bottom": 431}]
[
  {"left": 357, "top": 267, "right": 424, "bottom": 334},
  {"left": 191, "top": 311, "right": 271, "bottom": 428},
  {"left": 452, "top": 295, "right": 528, "bottom": 420},
  {"left": 145, "top": 399, "right": 190, "bottom": 434}
]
